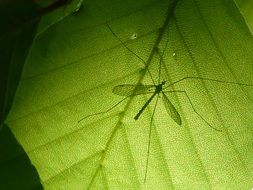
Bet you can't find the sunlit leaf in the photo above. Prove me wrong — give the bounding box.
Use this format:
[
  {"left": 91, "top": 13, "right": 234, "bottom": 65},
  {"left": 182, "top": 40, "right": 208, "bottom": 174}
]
[
  {"left": 6, "top": 0, "right": 253, "bottom": 189},
  {"left": 236, "top": 0, "right": 253, "bottom": 32}
]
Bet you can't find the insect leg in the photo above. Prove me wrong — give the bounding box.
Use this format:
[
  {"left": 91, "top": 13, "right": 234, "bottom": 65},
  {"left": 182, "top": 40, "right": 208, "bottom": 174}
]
[
  {"left": 155, "top": 36, "right": 170, "bottom": 84},
  {"left": 144, "top": 95, "right": 159, "bottom": 182},
  {"left": 78, "top": 96, "right": 129, "bottom": 123},
  {"left": 163, "top": 90, "right": 222, "bottom": 131},
  {"left": 106, "top": 23, "right": 156, "bottom": 85},
  {"left": 163, "top": 76, "right": 253, "bottom": 90},
  {"left": 106, "top": 23, "right": 146, "bottom": 65}
]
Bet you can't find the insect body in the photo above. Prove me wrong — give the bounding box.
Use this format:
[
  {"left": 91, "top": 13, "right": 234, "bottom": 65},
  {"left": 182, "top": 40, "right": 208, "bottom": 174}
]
[{"left": 112, "top": 81, "right": 182, "bottom": 125}]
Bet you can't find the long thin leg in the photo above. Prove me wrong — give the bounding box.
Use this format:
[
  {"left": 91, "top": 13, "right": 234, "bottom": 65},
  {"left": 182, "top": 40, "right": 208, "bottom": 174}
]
[
  {"left": 106, "top": 23, "right": 156, "bottom": 85},
  {"left": 144, "top": 95, "right": 159, "bottom": 182},
  {"left": 78, "top": 96, "right": 129, "bottom": 123},
  {"left": 163, "top": 90, "right": 222, "bottom": 131},
  {"left": 163, "top": 76, "right": 253, "bottom": 90},
  {"left": 156, "top": 35, "right": 170, "bottom": 84}
]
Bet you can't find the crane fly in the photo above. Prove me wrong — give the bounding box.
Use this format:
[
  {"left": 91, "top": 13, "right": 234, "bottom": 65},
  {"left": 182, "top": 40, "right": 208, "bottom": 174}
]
[
  {"left": 78, "top": 20, "right": 253, "bottom": 183},
  {"left": 112, "top": 81, "right": 182, "bottom": 125}
]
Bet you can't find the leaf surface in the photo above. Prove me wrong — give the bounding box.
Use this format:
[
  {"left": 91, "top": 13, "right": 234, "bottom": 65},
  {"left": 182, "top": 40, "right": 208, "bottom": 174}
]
[
  {"left": 6, "top": 0, "right": 253, "bottom": 189},
  {"left": 0, "top": 2, "right": 44, "bottom": 189}
]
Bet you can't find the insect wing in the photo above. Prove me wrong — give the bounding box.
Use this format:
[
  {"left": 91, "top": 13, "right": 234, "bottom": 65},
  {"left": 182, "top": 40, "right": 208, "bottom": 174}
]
[
  {"left": 162, "top": 93, "right": 182, "bottom": 125},
  {"left": 112, "top": 84, "right": 154, "bottom": 96}
]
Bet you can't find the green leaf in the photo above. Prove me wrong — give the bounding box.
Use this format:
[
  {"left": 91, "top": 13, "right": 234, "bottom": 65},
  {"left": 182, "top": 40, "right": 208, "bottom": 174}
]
[
  {"left": 36, "top": 0, "right": 84, "bottom": 36},
  {"left": 235, "top": 0, "right": 253, "bottom": 32},
  {"left": 6, "top": 0, "right": 253, "bottom": 189},
  {"left": 0, "top": 124, "right": 43, "bottom": 190},
  {"left": 0, "top": 1, "right": 39, "bottom": 129},
  {"left": 0, "top": 2, "right": 44, "bottom": 189}
]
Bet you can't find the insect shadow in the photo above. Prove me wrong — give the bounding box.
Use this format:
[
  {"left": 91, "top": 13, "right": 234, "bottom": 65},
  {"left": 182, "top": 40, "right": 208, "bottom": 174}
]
[{"left": 78, "top": 22, "right": 253, "bottom": 182}]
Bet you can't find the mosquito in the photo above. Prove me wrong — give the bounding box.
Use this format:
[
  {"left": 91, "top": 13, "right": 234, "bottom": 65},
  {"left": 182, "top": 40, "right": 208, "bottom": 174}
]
[{"left": 78, "top": 22, "right": 253, "bottom": 182}]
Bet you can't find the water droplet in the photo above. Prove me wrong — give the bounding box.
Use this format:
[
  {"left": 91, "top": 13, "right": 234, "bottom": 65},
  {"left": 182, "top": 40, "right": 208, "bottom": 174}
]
[{"left": 130, "top": 33, "right": 138, "bottom": 40}]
